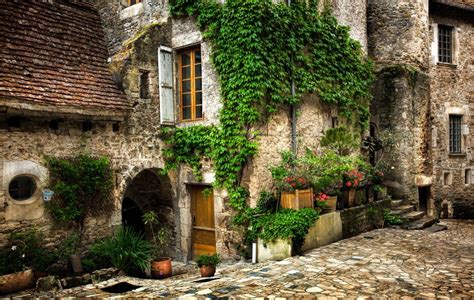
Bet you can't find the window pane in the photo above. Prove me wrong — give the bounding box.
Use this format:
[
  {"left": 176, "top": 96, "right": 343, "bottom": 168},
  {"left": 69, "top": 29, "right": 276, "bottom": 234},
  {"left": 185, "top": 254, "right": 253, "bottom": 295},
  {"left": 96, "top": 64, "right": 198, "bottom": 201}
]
[
  {"left": 196, "top": 92, "right": 202, "bottom": 105},
  {"left": 183, "top": 107, "right": 191, "bottom": 120},
  {"left": 196, "top": 105, "right": 203, "bottom": 119},
  {"left": 449, "top": 115, "right": 461, "bottom": 153},
  {"left": 182, "top": 93, "right": 191, "bottom": 106},
  {"left": 195, "top": 51, "right": 201, "bottom": 63},
  {"left": 182, "top": 53, "right": 191, "bottom": 66},
  {"left": 182, "top": 80, "right": 191, "bottom": 93},
  {"left": 182, "top": 66, "right": 191, "bottom": 79},
  {"left": 195, "top": 63, "right": 202, "bottom": 77},
  {"left": 195, "top": 78, "right": 202, "bottom": 91}
]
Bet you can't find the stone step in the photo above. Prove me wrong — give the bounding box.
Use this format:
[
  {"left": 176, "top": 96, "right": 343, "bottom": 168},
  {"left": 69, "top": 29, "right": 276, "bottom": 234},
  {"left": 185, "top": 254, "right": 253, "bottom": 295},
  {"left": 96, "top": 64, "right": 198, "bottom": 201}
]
[
  {"left": 406, "top": 217, "right": 438, "bottom": 230},
  {"left": 391, "top": 199, "right": 404, "bottom": 208},
  {"left": 403, "top": 211, "right": 425, "bottom": 221},
  {"left": 398, "top": 205, "right": 414, "bottom": 214}
]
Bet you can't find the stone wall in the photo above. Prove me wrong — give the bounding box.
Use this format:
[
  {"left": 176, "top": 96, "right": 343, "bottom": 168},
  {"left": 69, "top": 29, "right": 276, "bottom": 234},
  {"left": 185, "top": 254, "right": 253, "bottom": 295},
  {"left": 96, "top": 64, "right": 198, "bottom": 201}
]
[
  {"left": 428, "top": 6, "right": 474, "bottom": 219},
  {"left": 339, "top": 199, "right": 391, "bottom": 238},
  {"left": 367, "top": 0, "right": 430, "bottom": 71}
]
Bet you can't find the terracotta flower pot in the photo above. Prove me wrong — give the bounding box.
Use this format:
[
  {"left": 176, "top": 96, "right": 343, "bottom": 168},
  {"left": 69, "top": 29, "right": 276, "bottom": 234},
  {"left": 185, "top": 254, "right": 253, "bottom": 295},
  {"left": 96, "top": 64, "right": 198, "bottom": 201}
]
[
  {"left": 0, "top": 269, "right": 34, "bottom": 295},
  {"left": 151, "top": 257, "right": 172, "bottom": 279},
  {"left": 199, "top": 265, "right": 216, "bottom": 277},
  {"left": 324, "top": 196, "right": 337, "bottom": 212}
]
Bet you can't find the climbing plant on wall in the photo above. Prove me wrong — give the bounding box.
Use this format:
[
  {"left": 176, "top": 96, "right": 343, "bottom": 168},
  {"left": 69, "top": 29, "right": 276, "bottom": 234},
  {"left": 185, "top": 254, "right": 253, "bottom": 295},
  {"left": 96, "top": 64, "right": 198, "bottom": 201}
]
[
  {"left": 46, "top": 154, "right": 114, "bottom": 228},
  {"left": 163, "top": 0, "right": 374, "bottom": 241}
]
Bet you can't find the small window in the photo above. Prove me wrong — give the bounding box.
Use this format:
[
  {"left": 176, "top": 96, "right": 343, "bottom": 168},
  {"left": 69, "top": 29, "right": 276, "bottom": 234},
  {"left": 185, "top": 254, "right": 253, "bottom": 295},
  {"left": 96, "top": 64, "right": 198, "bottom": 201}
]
[
  {"left": 438, "top": 25, "right": 453, "bottom": 64},
  {"left": 465, "top": 169, "right": 472, "bottom": 185},
  {"left": 443, "top": 172, "right": 452, "bottom": 186},
  {"left": 179, "top": 47, "right": 203, "bottom": 121},
  {"left": 331, "top": 117, "right": 339, "bottom": 128},
  {"left": 82, "top": 121, "right": 93, "bottom": 132},
  {"left": 9, "top": 176, "right": 37, "bottom": 201},
  {"left": 449, "top": 115, "right": 462, "bottom": 153},
  {"left": 128, "top": 0, "right": 141, "bottom": 6},
  {"left": 140, "top": 71, "right": 150, "bottom": 99}
]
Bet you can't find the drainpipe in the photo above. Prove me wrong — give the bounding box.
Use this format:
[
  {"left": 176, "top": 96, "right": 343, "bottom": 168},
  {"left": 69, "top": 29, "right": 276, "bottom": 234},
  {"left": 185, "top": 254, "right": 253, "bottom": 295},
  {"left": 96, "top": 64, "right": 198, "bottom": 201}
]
[{"left": 288, "top": 0, "right": 297, "bottom": 155}]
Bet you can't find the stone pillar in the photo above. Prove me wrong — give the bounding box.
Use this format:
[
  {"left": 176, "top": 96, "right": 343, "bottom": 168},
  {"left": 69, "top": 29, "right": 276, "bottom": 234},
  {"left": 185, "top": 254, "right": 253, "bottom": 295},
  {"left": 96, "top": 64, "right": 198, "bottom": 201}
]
[{"left": 368, "top": 0, "right": 432, "bottom": 202}]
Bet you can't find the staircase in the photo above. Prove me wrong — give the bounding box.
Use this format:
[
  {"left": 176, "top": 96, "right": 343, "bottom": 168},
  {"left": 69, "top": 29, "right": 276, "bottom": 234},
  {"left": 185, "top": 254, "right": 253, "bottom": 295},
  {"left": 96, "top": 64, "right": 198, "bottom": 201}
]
[{"left": 390, "top": 199, "right": 439, "bottom": 230}]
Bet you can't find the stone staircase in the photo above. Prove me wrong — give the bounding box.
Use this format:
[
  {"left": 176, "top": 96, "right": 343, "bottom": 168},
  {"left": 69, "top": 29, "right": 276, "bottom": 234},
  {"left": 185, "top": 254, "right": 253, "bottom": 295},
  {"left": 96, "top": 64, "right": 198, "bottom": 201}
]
[{"left": 390, "top": 199, "right": 440, "bottom": 230}]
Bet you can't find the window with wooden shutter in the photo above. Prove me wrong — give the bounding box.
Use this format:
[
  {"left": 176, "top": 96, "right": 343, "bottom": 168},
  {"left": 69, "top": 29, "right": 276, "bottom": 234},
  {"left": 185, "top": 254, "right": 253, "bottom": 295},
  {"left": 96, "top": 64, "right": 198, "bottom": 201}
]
[
  {"left": 158, "top": 46, "right": 175, "bottom": 125},
  {"left": 178, "top": 47, "right": 203, "bottom": 122}
]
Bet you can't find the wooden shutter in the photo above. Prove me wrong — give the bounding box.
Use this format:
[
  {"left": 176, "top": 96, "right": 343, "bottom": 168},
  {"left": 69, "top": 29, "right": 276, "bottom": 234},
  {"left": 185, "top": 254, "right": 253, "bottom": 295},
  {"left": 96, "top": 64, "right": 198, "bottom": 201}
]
[{"left": 158, "top": 46, "right": 175, "bottom": 125}]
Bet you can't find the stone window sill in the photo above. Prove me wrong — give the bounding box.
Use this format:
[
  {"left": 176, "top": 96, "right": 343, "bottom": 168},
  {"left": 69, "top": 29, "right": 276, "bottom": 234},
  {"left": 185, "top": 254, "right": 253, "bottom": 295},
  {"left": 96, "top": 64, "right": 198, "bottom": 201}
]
[
  {"left": 436, "top": 62, "right": 457, "bottom": 69},
  {"left": 448, "top": 152, "right": 466, "bottom": 158}
]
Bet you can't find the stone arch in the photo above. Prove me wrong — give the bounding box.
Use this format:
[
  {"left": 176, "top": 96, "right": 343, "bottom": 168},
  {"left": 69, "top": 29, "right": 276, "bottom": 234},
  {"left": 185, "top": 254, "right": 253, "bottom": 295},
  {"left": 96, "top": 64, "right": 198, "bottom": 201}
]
[{"left": 121, "top": 168, "right": 178, "bottom": 258}]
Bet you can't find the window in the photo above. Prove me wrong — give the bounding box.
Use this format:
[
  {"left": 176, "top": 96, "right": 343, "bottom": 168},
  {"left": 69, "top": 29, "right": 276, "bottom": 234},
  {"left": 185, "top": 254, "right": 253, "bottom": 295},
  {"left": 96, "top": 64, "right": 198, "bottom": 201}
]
[
  {"left": 128, "top": 0, "right": 141, "bottom": 5},
  {"left": 179, "top": 47, "right": 202, "bottom": 121},
  {"left": 465, "top": 169, "right": 472, "bottom": 185},
  {"left": 9, "top": 176, "right": 37, "bottom": 201},
  {"left": 449, "top": 115, "right": 462, "bottom": 153},
  {"left": 438, "top": 25, "right": 453, "bottom": 64},
  {"left": 443, "top": 172, "right": 452, "bottom": 186},
  {"left": 140, "top": 71, "right": 150, "bottom": 99}
]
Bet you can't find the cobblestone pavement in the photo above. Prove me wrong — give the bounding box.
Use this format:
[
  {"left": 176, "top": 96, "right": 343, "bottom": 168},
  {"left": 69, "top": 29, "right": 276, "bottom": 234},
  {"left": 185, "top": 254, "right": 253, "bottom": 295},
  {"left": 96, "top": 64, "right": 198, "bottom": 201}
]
[{"left": 15, "top": 220, "right": 474, "bottom": 299}]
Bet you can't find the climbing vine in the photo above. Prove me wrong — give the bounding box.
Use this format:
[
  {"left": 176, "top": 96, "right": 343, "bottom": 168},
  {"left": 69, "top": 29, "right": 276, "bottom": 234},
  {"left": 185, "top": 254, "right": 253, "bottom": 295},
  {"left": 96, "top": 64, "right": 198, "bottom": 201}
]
[{"left": 163, "top": 0, "right": 374, "bottom": 242}]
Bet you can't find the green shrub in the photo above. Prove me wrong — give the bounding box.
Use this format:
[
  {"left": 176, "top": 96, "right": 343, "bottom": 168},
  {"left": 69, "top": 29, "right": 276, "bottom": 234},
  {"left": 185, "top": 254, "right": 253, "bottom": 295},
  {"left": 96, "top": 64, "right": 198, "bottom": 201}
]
[
  {"left": 0, "top": 229, "right": 56, "bottom": 275},
  {"left": 383, "top": 209, "right": 403, "bottom": 225},
  {"left": 256, "top": 192, "right": 277, "bottom": 213},
  {"left": 196, "top": 253, "right": 221, "bottom": 267},
  {"left": 89, "top": 227, "right": 151, "bottom": 275},
  {"left": 320, "top": 126, "right": 358, "bottom": 156}
]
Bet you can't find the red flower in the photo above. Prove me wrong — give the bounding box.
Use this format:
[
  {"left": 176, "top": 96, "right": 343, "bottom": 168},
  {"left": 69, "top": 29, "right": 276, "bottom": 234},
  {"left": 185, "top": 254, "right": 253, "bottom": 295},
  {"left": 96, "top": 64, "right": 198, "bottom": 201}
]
[
  {"left": 346, "top": 181, "right": 352, "bottom": 187},
  {"left": 354, "top": 179, "right": 359, "bottom": 186},
  {"left": 291, "top": 183, "right": 296, "bottom": 188}
]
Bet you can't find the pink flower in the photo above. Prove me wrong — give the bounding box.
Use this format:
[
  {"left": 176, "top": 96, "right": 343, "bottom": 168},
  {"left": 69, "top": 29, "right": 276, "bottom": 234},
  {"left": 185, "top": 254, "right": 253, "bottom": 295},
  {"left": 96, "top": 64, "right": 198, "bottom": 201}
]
[{"left": 346, "top": 182, "right": 352, "bottom": 187}]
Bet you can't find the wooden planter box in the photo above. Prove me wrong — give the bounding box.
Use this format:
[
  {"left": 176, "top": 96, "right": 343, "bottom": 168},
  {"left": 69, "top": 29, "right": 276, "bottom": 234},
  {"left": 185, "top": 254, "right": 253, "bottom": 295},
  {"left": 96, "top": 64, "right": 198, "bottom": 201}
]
[
  {"left": 281, "top": 188, "right": 314, "bottom": 210},
  {"left": 338, "top": 189, "right": 355, "bottom": 208}
]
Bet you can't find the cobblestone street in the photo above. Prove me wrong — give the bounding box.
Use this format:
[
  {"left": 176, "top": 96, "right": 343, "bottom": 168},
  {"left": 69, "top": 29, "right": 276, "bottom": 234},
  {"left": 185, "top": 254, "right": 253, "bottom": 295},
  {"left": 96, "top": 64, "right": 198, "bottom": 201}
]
[{"left": 16, "top": 219, "right": 472, "bottom": 299}]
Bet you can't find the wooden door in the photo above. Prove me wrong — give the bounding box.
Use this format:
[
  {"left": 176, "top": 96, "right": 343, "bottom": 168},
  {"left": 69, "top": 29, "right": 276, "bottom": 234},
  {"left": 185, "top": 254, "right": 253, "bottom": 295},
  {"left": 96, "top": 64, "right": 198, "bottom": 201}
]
[{"left": 191, "top": 186, "right": 216, "bottom": 259}]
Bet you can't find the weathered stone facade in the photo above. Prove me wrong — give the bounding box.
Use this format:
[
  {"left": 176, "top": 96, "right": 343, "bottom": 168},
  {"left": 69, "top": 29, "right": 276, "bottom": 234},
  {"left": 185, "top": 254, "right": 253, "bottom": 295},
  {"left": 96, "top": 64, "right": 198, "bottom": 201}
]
[
  {"left": 368, "top": 0, "right": 473, "bottom": 218},
  {"left": 1, "top": 0, "right": 472, "bottom": 267}
]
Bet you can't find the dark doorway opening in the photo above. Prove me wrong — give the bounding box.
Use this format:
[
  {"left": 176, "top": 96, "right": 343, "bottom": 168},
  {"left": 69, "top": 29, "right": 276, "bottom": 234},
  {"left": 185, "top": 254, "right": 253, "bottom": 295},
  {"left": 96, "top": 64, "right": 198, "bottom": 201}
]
[
  {"left": 418, "top": 186, "right": 430, "bottom": 212},
  {"left": 122, "top": 197, "right": 145, "bottom": 235}
]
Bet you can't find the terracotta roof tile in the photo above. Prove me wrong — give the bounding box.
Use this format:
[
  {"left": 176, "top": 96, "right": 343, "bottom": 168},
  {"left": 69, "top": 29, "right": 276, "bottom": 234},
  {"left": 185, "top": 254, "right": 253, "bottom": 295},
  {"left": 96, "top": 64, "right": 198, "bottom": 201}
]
[{"left": 0, "top": 0, "right": 129, "bottom": 116}]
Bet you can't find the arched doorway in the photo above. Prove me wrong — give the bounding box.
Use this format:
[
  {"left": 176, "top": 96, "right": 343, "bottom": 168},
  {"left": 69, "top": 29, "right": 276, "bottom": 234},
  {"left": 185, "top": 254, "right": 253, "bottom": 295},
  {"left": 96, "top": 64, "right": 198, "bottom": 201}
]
[{"left": 121, "top": 169, "right": 176, "bottom": 258}]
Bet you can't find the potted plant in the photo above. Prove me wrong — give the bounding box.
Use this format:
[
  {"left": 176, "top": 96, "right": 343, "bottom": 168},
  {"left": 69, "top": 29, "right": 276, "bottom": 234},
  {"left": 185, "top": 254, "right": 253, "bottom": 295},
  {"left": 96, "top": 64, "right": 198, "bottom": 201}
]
[
  {"left": 196, "top": 254, "right": 220, "bottom": 277},
  {"left": 339, "top": 169, "right": 364, "bottom": 207},
  {"left": 279, "top": 176, "right": 313, "bottom": 210},
  {"left": 315, "top": 192, "right": 336, "bottom": 212},
  {"left": 142, "top": 211, "right": 172, "bottom": 279}
]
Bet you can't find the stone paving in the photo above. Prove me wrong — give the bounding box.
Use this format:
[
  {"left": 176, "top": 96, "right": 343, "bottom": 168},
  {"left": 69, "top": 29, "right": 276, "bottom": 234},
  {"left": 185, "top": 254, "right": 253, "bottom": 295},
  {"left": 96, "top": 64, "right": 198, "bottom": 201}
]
[{"left": 13, "top": 220, "right": 474, "bottom": 299}]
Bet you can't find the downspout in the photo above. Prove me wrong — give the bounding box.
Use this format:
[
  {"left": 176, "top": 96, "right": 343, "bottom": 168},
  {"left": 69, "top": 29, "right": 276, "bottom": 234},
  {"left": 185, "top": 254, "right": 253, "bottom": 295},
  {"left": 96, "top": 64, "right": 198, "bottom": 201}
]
[{"left": 288, "top": 0, "right": 297, "bottom": 155}]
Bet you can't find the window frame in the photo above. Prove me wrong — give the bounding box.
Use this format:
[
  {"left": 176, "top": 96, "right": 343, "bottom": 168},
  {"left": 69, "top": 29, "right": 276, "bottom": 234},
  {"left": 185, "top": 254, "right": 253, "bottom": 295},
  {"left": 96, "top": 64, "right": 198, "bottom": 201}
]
[
  {"left": 178, "top": 46, "right": 203, "bottom": 122},
  {"left": 437, "top": 24, "right": 454, "bottom": 64},
  {"left": 127, "top": 0, "right": 142, "bottom": 6},
  {"left": 8, "top": 175, "right": 38, "bottom": 202},
  {"left": 449, "top": 114, "right": 462, "bottom": 154}
]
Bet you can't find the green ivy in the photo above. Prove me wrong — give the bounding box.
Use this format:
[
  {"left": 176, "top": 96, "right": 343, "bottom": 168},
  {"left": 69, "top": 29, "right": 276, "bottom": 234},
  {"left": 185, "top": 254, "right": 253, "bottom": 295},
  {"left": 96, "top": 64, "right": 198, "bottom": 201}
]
[
  {"left": 46, "top": 154, "right": 113, "bottom": 227},
  {"left": 164, "top": 0, "right": 373, "bottom": 243}
]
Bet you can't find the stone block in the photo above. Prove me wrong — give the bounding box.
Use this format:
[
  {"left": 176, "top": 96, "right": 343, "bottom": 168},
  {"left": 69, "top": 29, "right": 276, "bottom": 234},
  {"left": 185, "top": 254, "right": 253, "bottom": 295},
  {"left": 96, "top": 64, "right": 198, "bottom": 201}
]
[
  {"left": 257, "top": 239, "right": 292, "bottom": 263},
  {"left": 301, "top": 212, "right": 343, "bottom": 253}
]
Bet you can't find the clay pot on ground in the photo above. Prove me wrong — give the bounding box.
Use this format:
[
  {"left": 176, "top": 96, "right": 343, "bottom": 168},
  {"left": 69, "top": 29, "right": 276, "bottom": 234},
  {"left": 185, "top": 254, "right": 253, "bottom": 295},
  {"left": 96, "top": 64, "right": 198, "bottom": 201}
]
[
  {"left": 0, "top": 269, "right": 34, "bottom": 295},
  {"left": 70, "top": 254, "right": 83, "bottom": 274},
  {"left": 199, "top": 265, "right": 216, "bottom": 277},
  {"left": 151, "top": 257, "right": 172, "bottom": 279}
]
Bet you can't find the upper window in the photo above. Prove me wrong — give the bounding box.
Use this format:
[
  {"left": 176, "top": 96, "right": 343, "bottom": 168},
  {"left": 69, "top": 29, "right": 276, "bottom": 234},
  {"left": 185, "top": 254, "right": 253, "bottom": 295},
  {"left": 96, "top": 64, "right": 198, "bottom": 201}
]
[
  {"left": 449, "top": 115, "right": 462, "bottom": 153},
  {"left": 9, "top": 176, "right": 37, "bottom": 201},
  {"left": 179, "top": 47, "right": 203, "bottom": 121},
  {"left": 128, "top": 0, "right": 142, "bottom": 6},
  {"left": 438, "top": 25, "right": 453, "bottom": 64}
]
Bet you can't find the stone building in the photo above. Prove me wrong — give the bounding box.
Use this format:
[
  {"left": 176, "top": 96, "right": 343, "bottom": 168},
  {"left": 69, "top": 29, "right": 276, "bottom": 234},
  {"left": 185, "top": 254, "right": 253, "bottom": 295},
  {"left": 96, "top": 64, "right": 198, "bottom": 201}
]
[
  {"left": 0, "top": 0, "right": 472, "bottom": 262},
  {"left": 368, "top": 0, "right": 473, "bottom": 219}
]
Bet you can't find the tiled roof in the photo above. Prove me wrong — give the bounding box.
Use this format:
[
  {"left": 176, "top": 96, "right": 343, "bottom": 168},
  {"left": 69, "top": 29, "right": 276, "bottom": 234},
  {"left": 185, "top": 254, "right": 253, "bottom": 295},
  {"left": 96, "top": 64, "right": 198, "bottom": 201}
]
[{"left": 0, "top": 0, "right": 129, "bottom": 119}]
